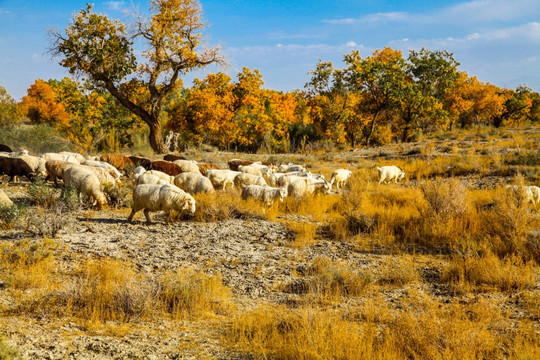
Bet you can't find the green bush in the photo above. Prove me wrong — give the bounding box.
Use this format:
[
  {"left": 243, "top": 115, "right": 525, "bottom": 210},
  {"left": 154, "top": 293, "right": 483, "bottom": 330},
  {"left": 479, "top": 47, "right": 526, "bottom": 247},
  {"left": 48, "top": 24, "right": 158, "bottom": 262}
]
[
  {"left": 0, "top": 124, "right": 73, "bottom": 154},
  {"left": 0, "top": 335, "right": 19, "bottom": 360},
  {"left": 27, "top": 177, "right": 57, "bottom": 207},
  {"left": 0, "top": 203, "right": 27, "bottom": 230}
]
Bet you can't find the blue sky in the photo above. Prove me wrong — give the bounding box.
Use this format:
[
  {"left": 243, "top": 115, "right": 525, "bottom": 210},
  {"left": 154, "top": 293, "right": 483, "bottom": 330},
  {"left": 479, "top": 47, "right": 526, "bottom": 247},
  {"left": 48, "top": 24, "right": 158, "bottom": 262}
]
[{"left": 0, "top": 0, "right": 539, "bottom": 100}]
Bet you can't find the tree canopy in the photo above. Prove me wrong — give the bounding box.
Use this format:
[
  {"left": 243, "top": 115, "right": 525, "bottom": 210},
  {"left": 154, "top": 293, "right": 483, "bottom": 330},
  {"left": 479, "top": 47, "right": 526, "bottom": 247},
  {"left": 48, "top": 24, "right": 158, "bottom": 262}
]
[{"left": 50, "top": 0, "right": 224, "bottom": 153}]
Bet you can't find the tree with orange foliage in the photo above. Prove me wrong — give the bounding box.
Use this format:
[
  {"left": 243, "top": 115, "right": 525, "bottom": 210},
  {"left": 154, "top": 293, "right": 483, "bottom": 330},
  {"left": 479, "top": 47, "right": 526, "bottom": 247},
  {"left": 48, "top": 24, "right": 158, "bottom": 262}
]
[
  {"left": 50, "top": 0, "right": 224, "bottom": 153},
  {"left": 19, "top": 80, "right": 71, "bottom": 127},
  {"left": 453, "top": 76, "right": 506, "bottom": 128}
]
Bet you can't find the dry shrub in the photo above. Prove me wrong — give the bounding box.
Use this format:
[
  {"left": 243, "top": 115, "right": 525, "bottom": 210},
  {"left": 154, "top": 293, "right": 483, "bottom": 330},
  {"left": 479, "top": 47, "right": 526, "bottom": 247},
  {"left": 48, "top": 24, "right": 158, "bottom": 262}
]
[
  {"left": 49, "top": 259, "right": 153, "bottom": 322},
  {"left": 157, "top": 268, "right": 232, "bottom": 319},
  {"left": 102, "top": 183, "right": 132, "bottom": 208},
  {"left": 286, "top": 220, "right": 318, "bottom": 248},
  {"left": 301, "top": 256, "right": 373, "bottom": 298},
  {"left": 224, "top": 294, "right": 537, "bottom": 360},
  {"left": 282, "top": 193, "right": 342, "bottom": 222},
  {"left": 407, "top": 179, "right": 476, "bottom": 251},
  {"left": 225, "top": 304, "right": 394, "bottom": 360},
  {"left": 518, "top": 291, "right": 540, "bottom": 320},
  {"left": 27, "top": 177, "right": 58, "bottom": 208},
  {"left": 390, "top": 296, "right": 503, "bottom": 360},
  {"left": 377, "top": 256, "right": 418, "bottom": 286},
  {"left": 421, "top": 179, "right": 468, "bottom": 218},
  {"left": 193, "top": 190, "right": 278, "bottom": 222},
  {"left": 25, "top": 204, "right": 73, "bottom": 238},
  {"left": 0, "top": 237, "right": 59, "bottom": 292},
  {"left": 482, "top": 175, "right": 540, "bottom": 262},
  {"left": 10, "top": 255, "right": 232, "bottom": 323},
  {"left": 285, "top": 256, "right": 418, "bottom": 300},
  {"left": 442, "top": 252, "right": 536, "bottom": 294}
]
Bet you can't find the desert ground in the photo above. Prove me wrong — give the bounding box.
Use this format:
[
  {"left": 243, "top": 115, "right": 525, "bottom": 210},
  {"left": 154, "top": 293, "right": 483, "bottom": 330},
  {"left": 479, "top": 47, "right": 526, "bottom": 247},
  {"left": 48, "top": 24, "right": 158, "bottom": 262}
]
[{"left": 0, "top": 127, "right": 539, "bottom": 359}]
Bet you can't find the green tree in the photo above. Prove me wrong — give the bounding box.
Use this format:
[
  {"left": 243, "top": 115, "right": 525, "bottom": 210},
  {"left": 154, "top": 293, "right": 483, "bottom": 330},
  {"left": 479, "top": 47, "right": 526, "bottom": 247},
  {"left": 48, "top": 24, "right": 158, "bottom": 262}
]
[
  {"left": 50, "top": 0, "right": 223, "bottom": 153},
  {"left": 0, "top": 86, "right": 20, "bottom": 126},
  {"left": 493, "top": 85, "right": 533, "bottom": 127},
  {"left": 393, "top": 48, "right": 459, "bottom": 141},
  {"left": 344, "top": 47, "right": 407, "bottom": 146},
  {"left": 305, "top": 60, "right": 355, "bottom": 145}
]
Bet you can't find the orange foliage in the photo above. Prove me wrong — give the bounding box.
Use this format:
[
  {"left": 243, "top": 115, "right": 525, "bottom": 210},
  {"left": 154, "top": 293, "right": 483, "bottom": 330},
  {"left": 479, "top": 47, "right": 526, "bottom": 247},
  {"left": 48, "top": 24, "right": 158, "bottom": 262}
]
[{"left": 20, "top": 80, "right": 71, "bottom": 127}]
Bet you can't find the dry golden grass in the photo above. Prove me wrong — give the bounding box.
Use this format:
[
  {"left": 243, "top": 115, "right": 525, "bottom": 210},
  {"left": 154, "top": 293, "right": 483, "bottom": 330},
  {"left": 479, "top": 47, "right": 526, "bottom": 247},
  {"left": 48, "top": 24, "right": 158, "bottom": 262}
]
[
  {"left": 442, "top": 252, "right": 537, "bottom": 294},
  {"left": 0, "top": 240, "right": 232, "bottom": 323},
  {"left": 2, "top": 126, "right": 540, "bottom": 358},
  {"left": 224, "top": 292, "right": 540, "bottom": 360},
  {"left": 0, "top": 237, "right": 60, "bottom": 292}
]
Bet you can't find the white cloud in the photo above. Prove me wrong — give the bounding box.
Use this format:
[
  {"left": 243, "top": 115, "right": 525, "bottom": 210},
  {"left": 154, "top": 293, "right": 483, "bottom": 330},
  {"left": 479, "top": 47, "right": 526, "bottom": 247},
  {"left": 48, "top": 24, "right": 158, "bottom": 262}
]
[
  {"left": 105, "top": 1, "right": 125, "bottom": 11},
  {"left": 388, "top": 22, "right": 540, "bottom": 90},
  {"left": 323, "top": 11, "right": 411, "bottom": 25},
  {"left": 267, "top": 31, "right": 327, "bottom": 40},
  {"left": 442, "top": 0, "right": 540, "bottom": 23},
  {"left": 323, "top": 0, "right": 540, "bottom": 26}
]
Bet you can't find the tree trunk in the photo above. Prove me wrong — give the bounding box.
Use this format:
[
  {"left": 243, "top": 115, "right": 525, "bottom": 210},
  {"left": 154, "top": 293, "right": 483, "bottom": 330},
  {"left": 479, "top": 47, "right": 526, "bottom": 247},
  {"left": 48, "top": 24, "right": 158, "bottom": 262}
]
[
  {"left": 365, "top": 112, "right": 379, "bottom": 147},
  {"left": 148, "top": 119, "right": 168, "bottom": 154}
]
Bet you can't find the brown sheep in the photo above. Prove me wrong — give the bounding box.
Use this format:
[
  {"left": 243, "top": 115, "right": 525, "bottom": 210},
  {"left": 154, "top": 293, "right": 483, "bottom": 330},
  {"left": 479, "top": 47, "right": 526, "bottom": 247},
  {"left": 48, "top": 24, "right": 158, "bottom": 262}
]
[
  {"left": 128, "top": 156, "right": 152, "bottom": 170},
  {"left": 197, "top": 163, "right": 221, "bottom": 176},
  {"left": 228, "top": 159, "right": 254, "bottom": 171},
  {"left": 163, "top": 154, "right": 186, "bottom": 162},
  {"left": 45, "top": 160, "right": 75, "bottom": 185},
  {"left": 99, "top": 154, "right": 134, "bottom": 173},
  {"left": 0, "top": 144, "right": 13, "bottom": 153},
  {"left": 0, "top": 156, "right": 35, "bottom": 182},
  {"left": 150, "top": 160, "right": 183, "bottom": 176}
]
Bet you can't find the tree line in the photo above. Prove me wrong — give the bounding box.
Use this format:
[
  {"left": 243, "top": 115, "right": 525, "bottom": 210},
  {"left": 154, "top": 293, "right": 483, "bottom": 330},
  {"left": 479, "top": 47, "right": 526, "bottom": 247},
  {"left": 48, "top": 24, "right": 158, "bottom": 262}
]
[{"left": 1, "top": 0, "right": 538, "bottom": 153}]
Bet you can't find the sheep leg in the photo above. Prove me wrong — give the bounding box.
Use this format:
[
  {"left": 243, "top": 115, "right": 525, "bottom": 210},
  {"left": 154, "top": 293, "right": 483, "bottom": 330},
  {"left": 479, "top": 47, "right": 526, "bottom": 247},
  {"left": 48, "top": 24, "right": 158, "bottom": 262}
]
[
  {"left": 143, "top": 209, "right": 152, "bottom": 224},
  {"left": 127, "top": 209, "right": 137, "bottom": 222}
]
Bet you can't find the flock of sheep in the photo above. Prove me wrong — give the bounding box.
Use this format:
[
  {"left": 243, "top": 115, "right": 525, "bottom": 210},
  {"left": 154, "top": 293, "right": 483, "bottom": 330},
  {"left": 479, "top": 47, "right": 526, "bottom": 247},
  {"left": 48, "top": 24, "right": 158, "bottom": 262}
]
[
  {"left": 0, "top": 146, "right": 372, "bottom": 223},
  {"left": 1, "top": 144, "right": 537, "bottom": 224}
]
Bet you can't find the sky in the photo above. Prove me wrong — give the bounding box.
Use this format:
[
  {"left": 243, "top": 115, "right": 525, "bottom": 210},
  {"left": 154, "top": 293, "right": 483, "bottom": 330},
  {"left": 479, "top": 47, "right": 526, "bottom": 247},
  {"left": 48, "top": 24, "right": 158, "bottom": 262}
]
[{"left": 0, "top": 0, "right": 539, "bottom": 101}]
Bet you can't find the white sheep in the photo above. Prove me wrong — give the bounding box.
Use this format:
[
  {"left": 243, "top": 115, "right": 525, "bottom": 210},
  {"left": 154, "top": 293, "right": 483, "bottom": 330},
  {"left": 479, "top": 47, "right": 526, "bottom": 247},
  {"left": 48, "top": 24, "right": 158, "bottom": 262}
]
[
  {"left": 377, "top": 165, "right": 405, "bottom": 184},
  {"left": 128, "top": 184, "right": 196, "bottom": 224},
  {"left": 59, "top": 151, "right": 86, "bottom": 163},
  {"left": 234, "top": 172, "right": 268, "bottom": 189},
  {"left": 76, "top": 165, "right": 121, "bottom": 188},
  {"left": 173, "top": 172, "right": 214, "bottom": 194},
  {"left": 207, "top": 169, "right": 241, "bottom": 190},
  {"left": 129, "top": 166, "right": 147, "bottom": 186},
  {"left": 41, "top": 152, "right": 80, "bottom": 164},
  {"left": 279, "top": 176, "right": 309, "bottom": 198},
  {"left": 172, "top": 159, "right": 201, "bottom": 174},
  {"left": 136, "top": 172, "right": 174, "bottom": 186},
  {"left": 278, "top": 163, "right": 307, "bottom": 173},
  {"left": 145, "top": 170, "right": 174, "bottom": 183},
  {"left": 238, "top": 164, "right": 271, "bottom": 178},
  {"left": 305, "top": 176, "right": 332, "bottom": 195},
  {"left": 0, "top": 189, "right": 13, "bottom": 207},
  {"left": 330, "top": 169, "right": 352, "bottom": 190},
  {"left": 280, "top": 175, "right": 331, "bottom": 198},
  {"left": 82, "top": 160, "right": 123, "bottom": 179},
  {"left": 63, "top": 167, "right": 107, "bottom": 207},
  {"left": 9, "top": 150, "right": 29, "bottom": 157},
  {"left": 241, "top": 185, "right": 288, "bottom": 205},
  {"left": 17, "top": 155, "right": 48, "bottom": 177},
  {"left": 506, "top": 185, "right": 540, "bottom": 206}
]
